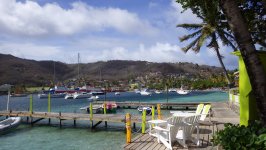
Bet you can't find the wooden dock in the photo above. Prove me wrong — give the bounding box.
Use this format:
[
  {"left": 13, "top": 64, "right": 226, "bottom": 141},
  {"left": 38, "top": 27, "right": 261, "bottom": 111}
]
[
  {"left": 94, "top": 101, "right": 211, "bottom": 109},
  {"left": 0, "top": 111, "right": 151, "bottom": 128}
]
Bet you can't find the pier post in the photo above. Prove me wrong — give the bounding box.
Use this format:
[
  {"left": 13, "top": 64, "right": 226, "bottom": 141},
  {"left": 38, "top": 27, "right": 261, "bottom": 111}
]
[
  {"left": 126, "top": 113, "right": 131, "bottom": 143},
  {"left": 103, "top": 102, "right": 107, "bottom": 127},
  {"left": 90, "top": 103, "right": 93, "bottom": 120},
  {"left": 74, "top": 119, "right": 76, "bottom": 127},
  {"left": 141, "top": 109, "right": 146, "bottom": 134},
  {"left": 157, "top": 104, "right": 161, "bottom": 120},
  {"left": 48, "top": 93, "right": 51, "bottom": 112},
  {"left": 103, "top": 102, "right": 107, "bottom": 114},
  {"left": 59, "top": 112, "right": 62, "bottom": 128},
  {"left": 90, "top": 103, "right": 93, "bottom": 128},
  {"left": 29, "top": 94, "right": 33, "bottom": 114},
  {"left": 152, "top": 106, "right": 155, "bottom": 127},
  {"left": 152, "top": 106, "right": 155, "bottom": 120}
]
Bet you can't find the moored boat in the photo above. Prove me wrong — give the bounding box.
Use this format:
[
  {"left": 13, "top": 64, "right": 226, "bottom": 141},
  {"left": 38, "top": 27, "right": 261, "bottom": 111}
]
[
  {"left": 140, "top": 89, "right": 151, "bottom": 96},
  {"left": 38, "top": 93, "right": 66, "bottom": 99},
  {"left": 176, "top": 86, "right": 190, "bottom": 95},
  {"left": 64, "top": 93, "right": 74, "bottom": 99},
  {"left": 73, "top": 92, "right": 91, "bottom": 99},
  {"left": 0, "top": 117, "right": 21, "bottom": 134},
  {"left": 137, "top": 106, "right": 152, "bottom": 115},
  {"left": 115, "top": 92, "right": 120, "bottom": 95}
]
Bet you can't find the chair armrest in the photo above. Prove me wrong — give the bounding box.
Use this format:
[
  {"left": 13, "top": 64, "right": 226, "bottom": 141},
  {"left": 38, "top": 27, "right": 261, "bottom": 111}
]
[{"left": 153, "top": 126, "right": 170, "bottom": 132}]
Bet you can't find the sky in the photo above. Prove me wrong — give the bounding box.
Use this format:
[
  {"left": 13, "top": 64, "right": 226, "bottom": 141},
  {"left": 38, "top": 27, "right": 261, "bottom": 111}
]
[{"left": 0, "top": 0, "right": 238, "bottom": 69}]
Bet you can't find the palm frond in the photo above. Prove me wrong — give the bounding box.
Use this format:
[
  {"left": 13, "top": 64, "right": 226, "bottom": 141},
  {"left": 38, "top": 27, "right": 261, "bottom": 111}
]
[
  {"left": 192, "top": 33, "right": 208, "bottom": 53},
  {"left": 181, "top": 36, "right": 201, "bottom": 53},
  {"left": 217, "top": 29, "right": 237, "bottom": 50},
  {"left": 176, "top": 24, "right": 204, "bottom": 30},
  {"left": 179, "top": 29, "right": 202, "bottom": 42}
]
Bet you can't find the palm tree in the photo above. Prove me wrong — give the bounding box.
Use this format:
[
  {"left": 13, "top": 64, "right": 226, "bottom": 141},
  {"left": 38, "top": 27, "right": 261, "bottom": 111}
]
[
  {"left": 220, "top": 0, "right": 266, "bottom": 125},
  {"left": 176, "top": 5, "right": 237, "bottom": 87}
]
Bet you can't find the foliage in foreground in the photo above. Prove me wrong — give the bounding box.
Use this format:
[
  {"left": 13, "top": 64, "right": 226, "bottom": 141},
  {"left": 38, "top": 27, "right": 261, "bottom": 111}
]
[{"left": 213, "top": 121, "right": 266, "bottom": 150}]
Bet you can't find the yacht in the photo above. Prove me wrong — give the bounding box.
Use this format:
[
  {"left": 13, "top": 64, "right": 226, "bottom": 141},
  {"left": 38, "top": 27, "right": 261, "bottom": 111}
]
[
  {"left": 115, "top": 92, "right": 120, "bottom": 95},
  {"left": 38, "top": 93, "right": 66, "bottom": 99},
  {"left": 140, "top": 89, "right": 152, "bottom": 96},
  {"left": 176, "top": 86, "right": 190, "bottom": 95},
  {"left": 73, "top": 92, "right": 91, "bottom": 99},
  {"left": 64, "top": 93, "right": 74, "bottom": 99},
  {"left": 154, "top": 90, "right": 162, "bottom": 94}
]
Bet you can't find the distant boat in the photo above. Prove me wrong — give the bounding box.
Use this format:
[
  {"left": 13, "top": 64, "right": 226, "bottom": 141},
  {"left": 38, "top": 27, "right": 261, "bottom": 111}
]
[
  {"left": 154, "top": 90, "right": 162, "bottom": 94},
  {"left": 80, "top": 104, "right": 102, "bottom": 114},
  {"left": 38, "top": 93, "right": 66, "bottom": 99},
  {"left": 0, "top": 117, "right": 21, "bottom": 134},
  {"left": 64, "top": 93, "right": 74, "bottom": 99},
  {"left": 73, "top": 92, "right": 91, "bottom": 99},
  {"left": 176, "top": 86, "right": 190, "bottom": 95},
  {"left": 134, "top": 89, "right": 141, "bottom": 94},
  {"left": 115, "top": 92, "right": 120, "bottom": 95},
  {"left": 90, "top": 91, "right": 105, "bottom": 96},
  {"left": 88, "top": 95, "right": 99, "bottom": 100},
  {"left": 137, "top": 106, "right": 152, "bottom": 114},
  {"left": 10, "top": 94, "right": 28, "bottom": 97},
  {"left": 168, "top": 88, "right": 177, "bottom": 92},
  {"left": 140, "top": 89, "right": 151, "bottom": 96}
]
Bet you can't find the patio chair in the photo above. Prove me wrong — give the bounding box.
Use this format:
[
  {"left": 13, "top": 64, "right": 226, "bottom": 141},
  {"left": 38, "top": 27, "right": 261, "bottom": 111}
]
[
  {"left": 154, "top": 115, "right": 200, "bottom": 150},
  {"left": 199, "top": 104, "right": 211, "bottom": 121},
  {"left": 148, "top": 116, "right": 183, "bottom": 138},
  {"left": 170, "top": 103, "right": 204, "bottom": 115}
]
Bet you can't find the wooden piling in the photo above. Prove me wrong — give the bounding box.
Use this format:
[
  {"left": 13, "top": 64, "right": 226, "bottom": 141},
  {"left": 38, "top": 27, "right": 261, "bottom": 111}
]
[
  {"left": 29, "top": 94, "right": 33, "bottom": 114},
  {"left": 157, "top": 104, "right": 161, "bottom": 120},
  {"left": 90, "top": 103, "right": 93, "bottom": 120},
  {"left": 151, "top": 106, "right": 155, "bottom": 127},
  {"left": 48, "top": 93, "right": 51, "bottom": 112},
  {"left": 103, "top": 102, "right": 107, "bottom": 127},
  {"left": 103, "top": 102, "right": 107, "bottom": 114},
  {"left": 59, "top": 112, "right": 62, "bottom": 128},
  {"left": 141, "top": 109, "right": 146, "bottom": 134},
  {"left": 126, "top": 113, "right": 131, "bottom": 143}
]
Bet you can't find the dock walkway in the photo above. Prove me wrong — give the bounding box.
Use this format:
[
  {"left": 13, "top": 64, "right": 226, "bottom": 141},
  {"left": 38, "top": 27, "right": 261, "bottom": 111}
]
[{"left": 124, "top": 102, "right": 239, "bottom": 150}]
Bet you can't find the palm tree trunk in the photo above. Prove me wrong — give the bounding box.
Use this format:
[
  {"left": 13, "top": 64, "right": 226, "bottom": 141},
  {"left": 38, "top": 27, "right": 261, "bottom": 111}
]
[
  {"left": 220, "top": 0, "right": 266, "bottom": 124},
  {"left": 214, "top": 46, "right": 231, "bottom": 86}
]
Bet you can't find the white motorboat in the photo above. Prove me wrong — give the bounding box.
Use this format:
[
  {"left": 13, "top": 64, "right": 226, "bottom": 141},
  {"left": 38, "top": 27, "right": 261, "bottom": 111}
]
[
  {"left": 154, "top": 90, "right": 162, "bottom": 94},
  {"left": 176, "top": 86, "right": 190, "bottom": 95},
  {"left": 90, "top": 91, "right": 105, "bottom": 95},
  {"left": 168, "top": 88, "right": 177, "bottom": 92},
  {"left": 73, "top": 92, "right": 91, "bottom": 99},
  {"left": 140, "top": 89, "right": 151, "bottom": 96},
  {"left": 88, "top": 95, "right": 99, "bottom": 100},
  {"left": 137, "top": 106, "right": 152, "bottom": 115},
  {"left": 0, "top": 117, "right": 21, "bottom": 134},
  {"left": 115, "top": 92, "right": 120, "bottom": 95},
  {"left": 38, "top": 93, "right": 66, "bottom": 99},
  {"left": 64, "top": 93, "right": 74, "bottom": 99}
]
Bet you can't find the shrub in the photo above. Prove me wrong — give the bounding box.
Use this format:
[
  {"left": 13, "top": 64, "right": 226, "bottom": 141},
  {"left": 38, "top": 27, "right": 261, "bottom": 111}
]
[{"left": 213, "top": 121, "right": 266, "bottom": 150}]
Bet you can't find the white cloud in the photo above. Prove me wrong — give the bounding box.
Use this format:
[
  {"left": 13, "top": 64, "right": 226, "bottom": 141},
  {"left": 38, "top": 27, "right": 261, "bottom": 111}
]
[
  {"left": 0, "top": 0, "right": 157, "bottom": 36},
  {"left": 0, "top": 42, "right": 61, "bottom": 60}
]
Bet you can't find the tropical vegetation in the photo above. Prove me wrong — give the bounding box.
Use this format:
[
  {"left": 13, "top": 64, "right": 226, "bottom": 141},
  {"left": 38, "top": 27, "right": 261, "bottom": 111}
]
[{"left": 176, "top": 0, "right": 266, "bottom": 124}]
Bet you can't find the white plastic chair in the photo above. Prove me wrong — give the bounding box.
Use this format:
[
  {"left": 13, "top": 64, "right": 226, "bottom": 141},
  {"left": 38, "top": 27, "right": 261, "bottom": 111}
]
[
  {"left": 154, "top": 115, "right": 200, "bottom": 150},
  {"left": 152, "top": 116, "right": 184, "bottom": 150},
  {"left": 176, "top": 115, "right": 201, "bottom": 148},
  {"left": 170, "top": 103, "right": 204, "bottom": 115}
]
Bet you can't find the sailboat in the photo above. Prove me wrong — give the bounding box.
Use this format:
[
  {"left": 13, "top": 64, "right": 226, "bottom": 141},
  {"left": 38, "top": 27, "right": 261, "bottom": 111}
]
[
  {"left": 0, "top": 84, "right": 21, "bottom": 134},
  {"left": 176, "top": 85, "right": 190, "bottom": 95}
]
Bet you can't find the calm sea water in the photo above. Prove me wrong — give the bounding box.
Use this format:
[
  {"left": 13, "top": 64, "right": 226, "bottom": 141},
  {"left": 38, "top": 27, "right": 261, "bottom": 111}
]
[{"left": 0, "top": 91, "right": 227, "bottom": 150}]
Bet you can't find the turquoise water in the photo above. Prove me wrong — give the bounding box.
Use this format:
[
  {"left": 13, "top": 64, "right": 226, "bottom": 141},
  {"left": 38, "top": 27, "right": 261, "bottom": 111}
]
[{"left": 0, "top": 91, "right": 227, "bottom": 150}]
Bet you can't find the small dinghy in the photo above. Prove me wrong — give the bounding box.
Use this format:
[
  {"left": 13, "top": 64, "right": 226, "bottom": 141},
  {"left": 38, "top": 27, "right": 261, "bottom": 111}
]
[
  {"left": 0, "top": 117, "right": 21, "bottom": 134},
  {"left": 137, "top": 106, "right": 152, "bottom": 115}
]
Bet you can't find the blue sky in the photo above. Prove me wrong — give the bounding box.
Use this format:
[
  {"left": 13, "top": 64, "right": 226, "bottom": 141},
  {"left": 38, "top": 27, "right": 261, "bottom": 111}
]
[{"left": 0, "top": 0, "right": 238, "bottom": 69}]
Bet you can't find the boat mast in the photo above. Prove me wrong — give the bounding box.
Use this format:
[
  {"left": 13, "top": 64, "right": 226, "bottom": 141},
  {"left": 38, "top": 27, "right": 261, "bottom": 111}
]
[
  {"left": 53, "top": 61, "right": 55, "bottom": 85},
  {"left": 78, "top": 53, "right": 80, "bottom": 80}
]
